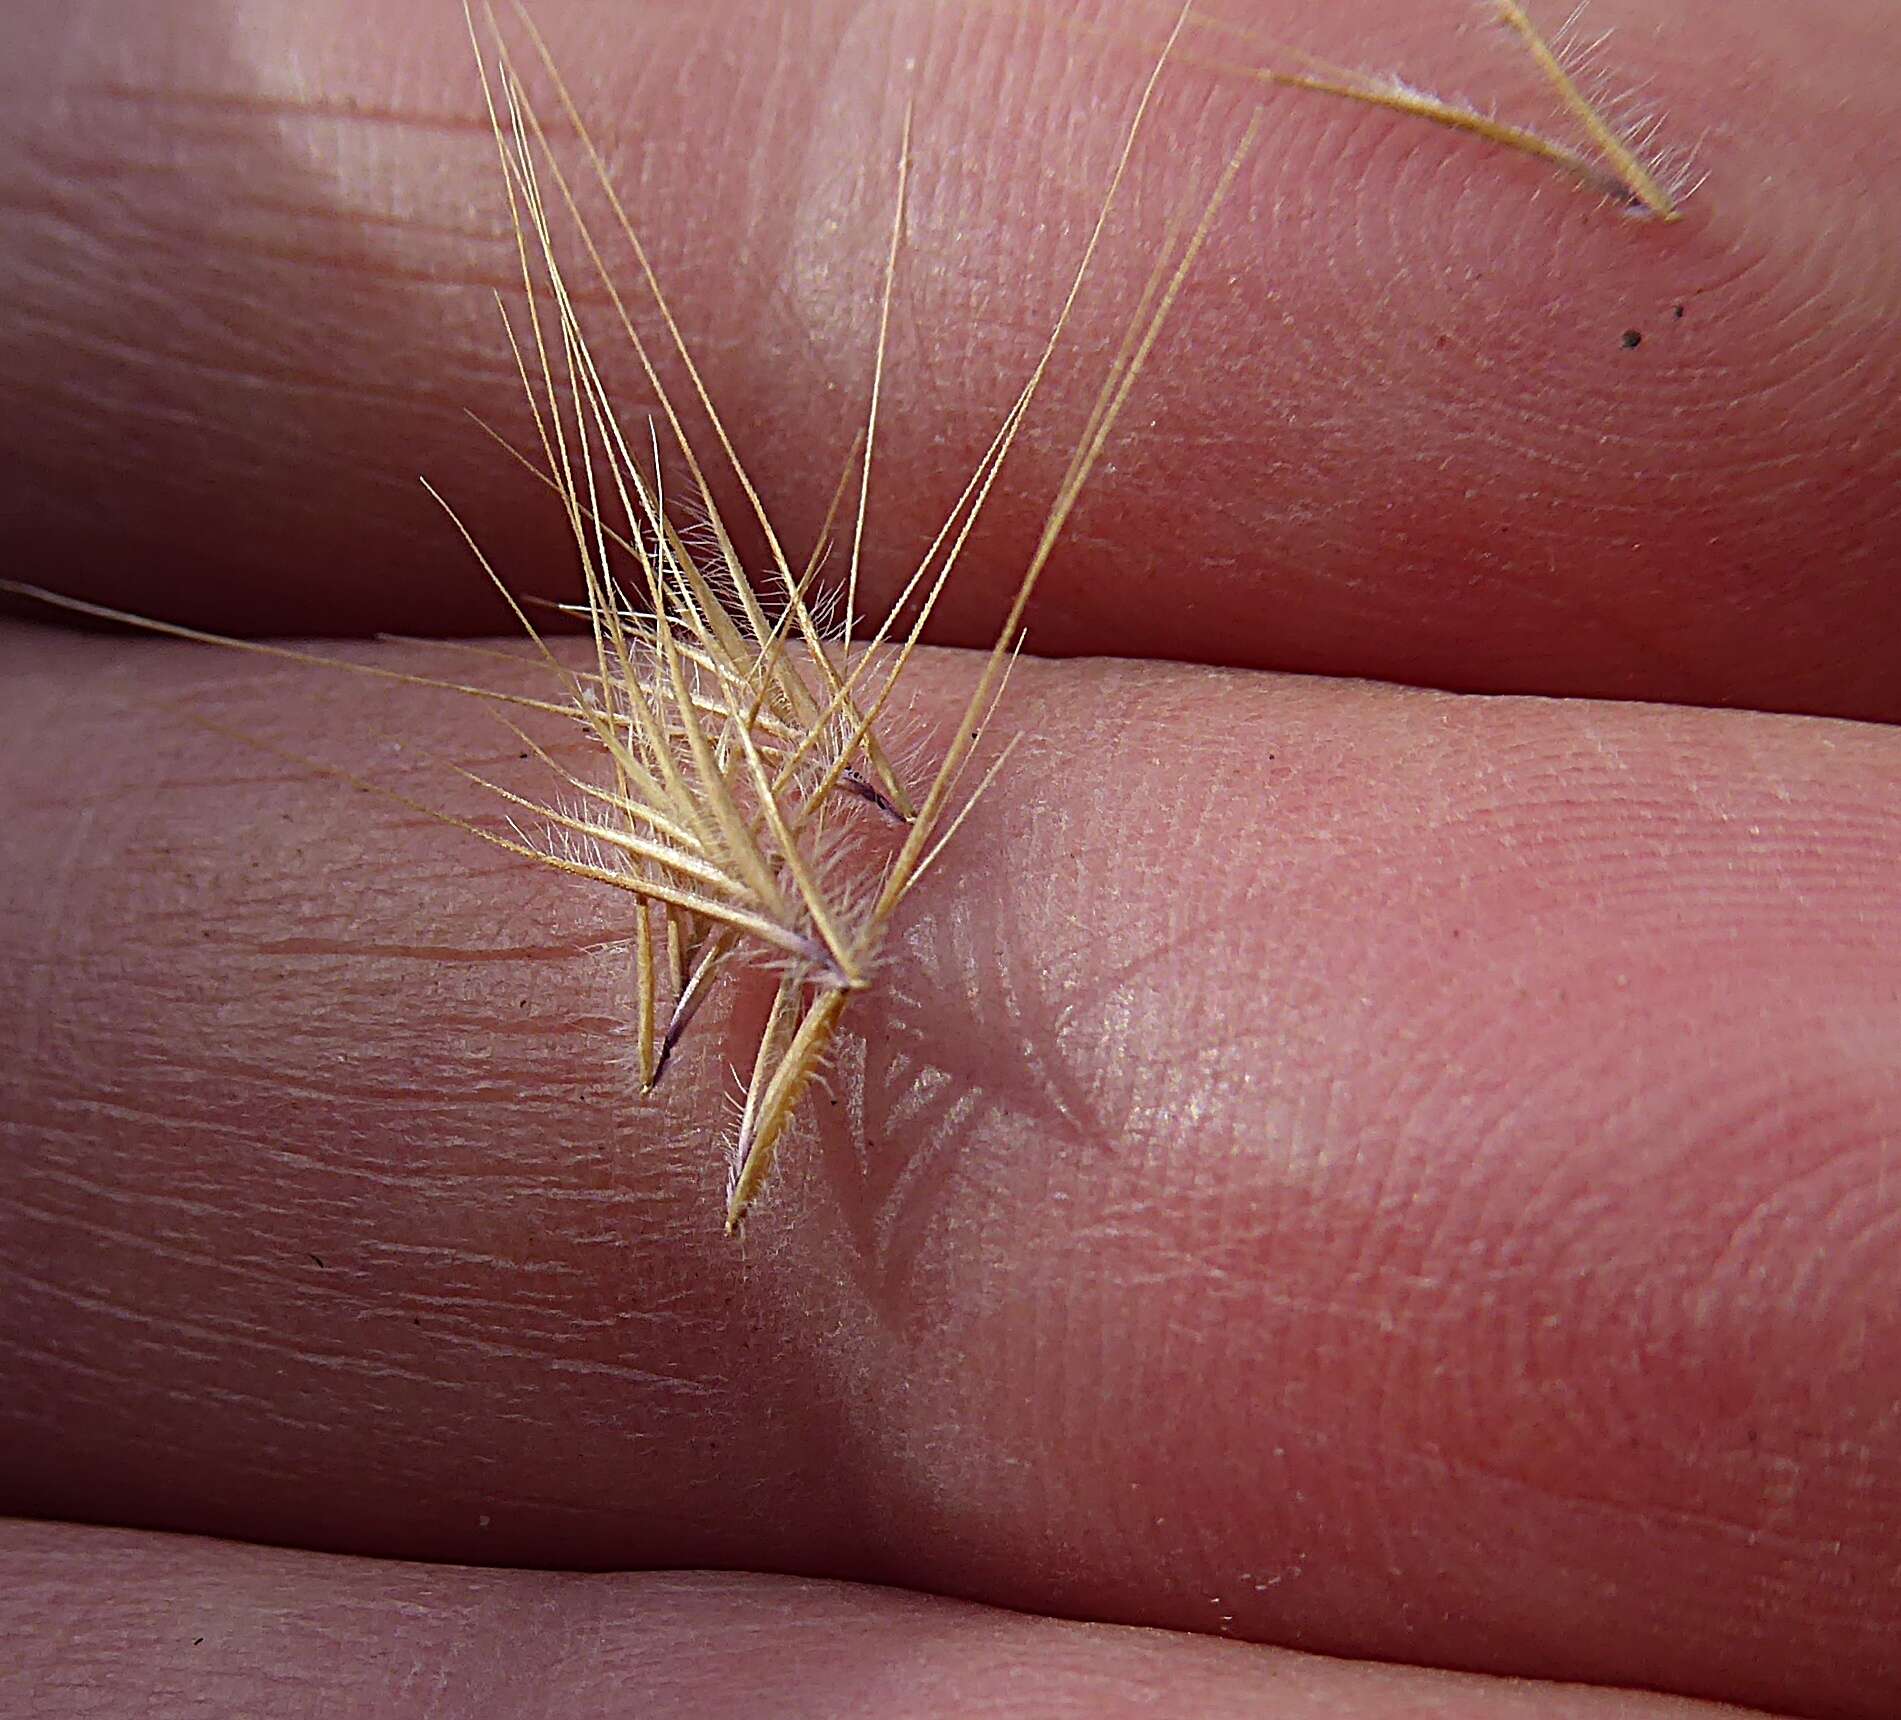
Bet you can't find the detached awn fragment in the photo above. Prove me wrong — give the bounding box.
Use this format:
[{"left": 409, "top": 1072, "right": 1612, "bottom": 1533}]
[{"left": 1164, "top": 0, "right": 1689, "bottom": 219}]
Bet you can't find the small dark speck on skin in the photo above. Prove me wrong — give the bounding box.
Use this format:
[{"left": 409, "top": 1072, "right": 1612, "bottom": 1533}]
[
  {"left": 309, "top": 1253, "right": 325, "bottom": 1269},
  {"left": 193, "top": 1638, "right": 204, "bottom": 1647},
  {"left": 1621, "top": 329, "right": 1643, "bottom": 349},
  {"left": 1673, "top": 304, "right": 1686, "bottom": 319},
  {"left": 519, "top": 751, "right": 529, "bottom": 760}
]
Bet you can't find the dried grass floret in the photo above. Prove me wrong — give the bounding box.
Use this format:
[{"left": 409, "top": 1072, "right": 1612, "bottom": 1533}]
[{"left": 2, "top": 0, "right": 1691, "bottom": 1231}]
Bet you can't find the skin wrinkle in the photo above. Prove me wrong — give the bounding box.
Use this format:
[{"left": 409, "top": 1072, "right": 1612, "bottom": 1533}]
[{"left": 1, "top": 1336, "right": 364, "bottom": 1454}]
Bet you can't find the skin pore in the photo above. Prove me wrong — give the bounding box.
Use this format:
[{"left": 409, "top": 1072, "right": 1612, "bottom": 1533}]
[{"left": 2, "top": 3, "right": 1897, "bottom": 1717}]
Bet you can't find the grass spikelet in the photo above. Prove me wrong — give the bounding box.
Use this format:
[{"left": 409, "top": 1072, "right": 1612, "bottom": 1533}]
[
  {"left": 2, "top": 0, "right": 1693, "bottom": 1233},
  {"left": 450, "top": 0, "right": 1269, "bottom": 1232},
  {"left": 1140, "top": 0, "right": 1689, "bottom": 219}
]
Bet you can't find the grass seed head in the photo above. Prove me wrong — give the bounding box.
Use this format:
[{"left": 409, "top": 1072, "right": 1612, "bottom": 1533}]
[{"left": 5, "top": 0, "right": 1691, "bottom": 1231}]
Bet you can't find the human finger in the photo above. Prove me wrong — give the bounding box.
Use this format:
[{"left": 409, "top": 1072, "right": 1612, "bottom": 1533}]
[
  {"left": 1, "top": 626, "right": 1894, "bottom": 1717},
  {"left": 1, "top": 1519, "right": 1784, "bottom": 1720},
  {"left": 1, "top": 0, "right": 1896, "bottom": 716}
]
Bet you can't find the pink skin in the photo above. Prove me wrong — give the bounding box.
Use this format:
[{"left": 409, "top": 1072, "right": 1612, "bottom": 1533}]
[{"left": 1, "top": 3, "right": 1897, "bottom": 1719}]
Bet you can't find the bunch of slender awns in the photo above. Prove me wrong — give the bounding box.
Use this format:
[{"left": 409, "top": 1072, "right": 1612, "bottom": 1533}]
[{"left": 7, "top": 2, "right": 1681, "bottom": 1231}]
